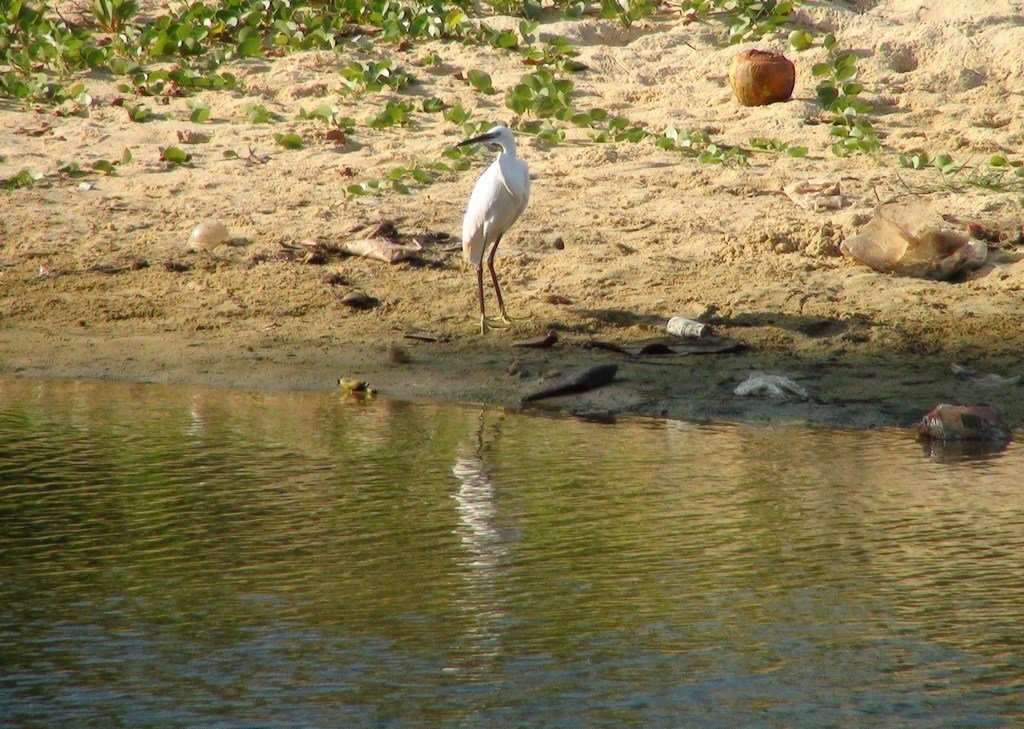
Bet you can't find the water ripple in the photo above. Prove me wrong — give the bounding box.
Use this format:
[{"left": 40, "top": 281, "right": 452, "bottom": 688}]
[{"left": 0, "top": 377, "right": 1022, "bottom": 727}]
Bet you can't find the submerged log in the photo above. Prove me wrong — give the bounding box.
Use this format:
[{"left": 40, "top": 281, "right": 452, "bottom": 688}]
[{"left": 520, "top": 364, "right": 618, "bottom": 404}]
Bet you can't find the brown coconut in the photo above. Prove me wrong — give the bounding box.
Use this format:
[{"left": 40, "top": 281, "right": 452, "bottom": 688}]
[{"left": 729, "top": 49, "right": 795, "bottom": 106}]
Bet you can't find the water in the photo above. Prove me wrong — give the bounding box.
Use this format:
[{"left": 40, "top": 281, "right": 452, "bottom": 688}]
[{"left": 1, "top": 376, "right": 1022, "bottom": 728}]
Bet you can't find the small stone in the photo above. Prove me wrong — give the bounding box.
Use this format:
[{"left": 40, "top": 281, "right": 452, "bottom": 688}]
[
  {"left": 340, "top": 291, "right": 379, "bottom": 310},
  {"left": 189, "top": 220, "right": 230, "bottom": 251}
]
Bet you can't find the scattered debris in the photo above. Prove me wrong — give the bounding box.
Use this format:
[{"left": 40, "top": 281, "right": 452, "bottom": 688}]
[
  {"left": 540, "top": 293, "right": 573, "bottom": 306},
  {"left": 734, "top": 372, "right": 810, "bottom": 400},
  {"left": 338, "top": 378, "right": 376, "bottom": 397},
  {"left": 917, "top": 403, "right": 1011, "bottom": 442},
  {"left": 783, "top": 180, "right": 847, "bottom": 211},
  {"left": 82, "top": 253, "right": 149, "bottom": 274},
  {"left": 189, "top": 220, "right": 230, "bottom": 251},
  {"left": 388, "top": 345, "right": 410, "bottom": 364},
  {"left": 841, "top": 206, "right": 987, "bottom": 280},
  {"left": 513, "top": 330, "right": 558, "bottom": 349},
  {"left": 951, "top": 363, "right": 1021, "bottom": 387},
  {"left": 177, "top": 130, "right": 210, "bottom": 144},
  {"left": 322, "top": 272, "right": 349, "bottom": 286},
  {"left": 412, "top": 231, "right": 451, "bottom": 247},
  {"left": 338, "top": 291, "right": 379, "bottom": 310},
  {"left": 78, "top": 181, "right": 96, "bottom": 191},
  {"left": 507, "top": 360, "right": 528, "bottom": 378},
  {"left": 337, "top": 236, "right": 422, "bottom": 263},
  {"left": 16, "top": 123, "right": 52, "bottom": 136},
  {"left": 589, "top": 336, "right": 742, "bottom": 357},
  {"left": 666, "top": 316, "right": 711, "bottom": 339},
  {"left": 521, "top": 363, "right": 618, "bottom": 404},
  {"left": 295, "top": 221, "right": 424, "bottom": 265},
  {"left": 550, "top": 235, "right": 565, "bottom": 250},
  {"left": 404, "top": 331, "right": 441, "bottom": 343},
  {"left": 966, "top": 223, "right": 999, "bottom": 243},
  {"left": 161, "top": 258, "right": 192, "bottom": 273}
]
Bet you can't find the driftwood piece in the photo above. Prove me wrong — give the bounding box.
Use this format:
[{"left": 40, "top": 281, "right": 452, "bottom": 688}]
[
  {"left": 521, "top": 364, "right": 618, "bottom": 403},
  {"left": 588, "top": 336, "right": 743, "bottom": 357},
  {"left": 513, "top": 330, "right": 558, "bottom": 349},
  {"left": 666, "top": 316, "right": 711, "bottom": 339},
  {"left": 404, "top": 331, "right": 440, "bottom": 343}
]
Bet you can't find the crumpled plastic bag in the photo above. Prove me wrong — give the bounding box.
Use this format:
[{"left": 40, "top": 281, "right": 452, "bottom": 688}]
[
  {"left": 840, "top": 205, "right": 987, "bottom": 280},
  {"left": 734, "top": 372, "right": 810, "bottom": 400}
]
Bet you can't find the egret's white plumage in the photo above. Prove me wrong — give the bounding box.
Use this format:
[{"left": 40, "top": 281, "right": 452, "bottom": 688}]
[{"left": 458, "top": 125, "right": 530, "bottom": 333}]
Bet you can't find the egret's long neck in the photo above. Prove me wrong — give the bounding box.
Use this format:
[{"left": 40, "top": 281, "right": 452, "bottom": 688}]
[{"left": 498, "top": 136, "right": 517, "bottom": 158}]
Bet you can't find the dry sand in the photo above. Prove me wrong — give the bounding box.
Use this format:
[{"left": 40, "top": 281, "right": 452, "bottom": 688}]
[{"left": 2, "top": 0, "right": 1023, "bottom": 428}]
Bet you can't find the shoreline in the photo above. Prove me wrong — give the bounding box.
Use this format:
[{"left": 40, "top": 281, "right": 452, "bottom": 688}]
[{"left": 3, "top": 326, "right": 1021, "bottom": 431}]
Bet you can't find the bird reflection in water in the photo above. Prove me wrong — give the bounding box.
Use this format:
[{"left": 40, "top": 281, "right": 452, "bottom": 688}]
[{"left": 449, "top": 411, "right": 517, "bottom": 670}]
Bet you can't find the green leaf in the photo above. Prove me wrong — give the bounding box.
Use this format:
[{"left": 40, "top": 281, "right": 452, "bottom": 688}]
[
  {"left": 121, "top": 148, "right": 133, "bottom": 164},
  {"left": 237, "top": 35, "right": 262, "bottom": 57},
  {"left": 989, "top": 154, "right": 1007, "bottom": 167},
  {"left": 274, "top": 133, "right": 304, "bottom": 149},
  {"left": 788, "top": 30, "right": 813, "bottom": 52},
  {"left": 160, "top": 146, "right": 191, "bottom": 164},
  {"left": 421, "top": 97, "right": 445, "bottom": 113},
  {"left": 834, "top": 52, "right": 858, "bottom": 70},
  {"left": 785, "top": 146, "right": 808, "bottom": 158},
  {"left": 466, "top": 69, "right": 495, "bottom": 94},
  {"left": 189, "top": 104, "right": 211, "bottom": 123},
  {"left": 127, "top": 104, "right": 151, "bottom": 122}
]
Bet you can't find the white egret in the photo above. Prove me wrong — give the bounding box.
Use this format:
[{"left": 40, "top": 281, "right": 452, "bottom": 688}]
[{"left": 457, "top": 125, "right": 530, "bottom": 334}]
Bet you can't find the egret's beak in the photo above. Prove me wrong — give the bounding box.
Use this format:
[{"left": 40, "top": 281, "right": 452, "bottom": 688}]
[{"left": 457, "top": 130, "right": 500, "bottom": 147}]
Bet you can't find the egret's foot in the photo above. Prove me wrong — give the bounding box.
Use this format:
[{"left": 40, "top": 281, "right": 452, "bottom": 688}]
[
  {"left": 498, "top": 311, "right": 531, "bottom": 325},
  {"left": 484, "top": 315, "right": 511, "bottom": 329},
  {"left": 478, "top": 315, "right": 510, "bottom": 334}
]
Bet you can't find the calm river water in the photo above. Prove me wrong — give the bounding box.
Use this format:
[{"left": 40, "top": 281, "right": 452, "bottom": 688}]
[{"left": 0, "top": 376, "right": 1022, "bottom": 727}]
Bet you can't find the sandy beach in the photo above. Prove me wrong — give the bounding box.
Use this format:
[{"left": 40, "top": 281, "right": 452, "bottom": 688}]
[{"left": 2, "top": 0, "right": 1022, "bottom": 427}]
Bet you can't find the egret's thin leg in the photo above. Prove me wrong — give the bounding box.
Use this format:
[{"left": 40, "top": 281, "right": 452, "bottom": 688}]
[
  {"left": 487, "top": 235, "right": 506, "bottom": 318},
  {"left": 487, "top": 235, "right": 529, "bottom": 324},
  {"left": 476, "top": 264, "right": 487, "bottom": 334}
]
